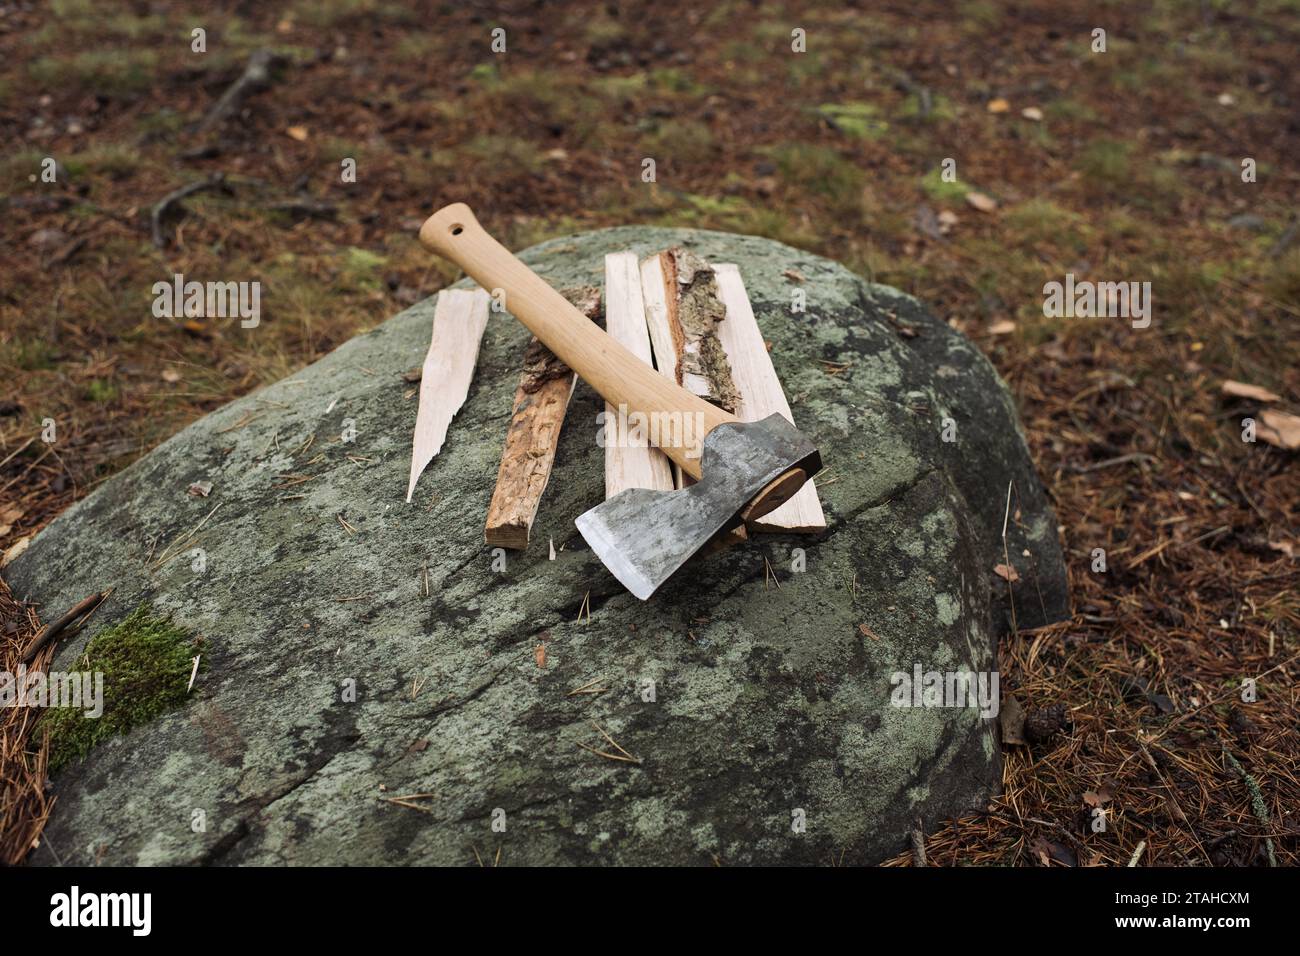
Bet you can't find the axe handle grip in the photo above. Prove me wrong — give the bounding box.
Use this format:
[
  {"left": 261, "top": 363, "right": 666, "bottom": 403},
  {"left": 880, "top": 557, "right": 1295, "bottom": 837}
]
[{"left": 419, "top": 203, "right": 734, "bottom": 479}]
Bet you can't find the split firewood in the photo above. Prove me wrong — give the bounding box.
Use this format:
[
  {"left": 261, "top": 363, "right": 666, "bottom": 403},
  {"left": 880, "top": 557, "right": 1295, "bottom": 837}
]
[
  {"left": 406, "top": 289, "right": 491, "bottom": 503},
  {"left": 713, "top": 263, "right": 826, "bottom": 533},
  {"left": 640, "top": 248, "right": 741, "bottom": 489},
  {"left": 640, "top": 247, "right": 741, "bottom": 413},
  {"left": 483, "top": 286, "right": 602, "bottom": 549},
  {"left": 640, "top": 248, "right": 748, "bottom": 549},
  {"left": 602, "top": 252, "right": 674, "bottom": 499}
]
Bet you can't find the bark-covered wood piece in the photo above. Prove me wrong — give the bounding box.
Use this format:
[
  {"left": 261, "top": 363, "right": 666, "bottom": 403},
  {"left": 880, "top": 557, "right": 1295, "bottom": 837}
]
[
  {"left": 640, "top": 247, "right": 741, "bottom": 414},
  {"left": 484, "top": 286, "right": 601, "bottom": 549}
]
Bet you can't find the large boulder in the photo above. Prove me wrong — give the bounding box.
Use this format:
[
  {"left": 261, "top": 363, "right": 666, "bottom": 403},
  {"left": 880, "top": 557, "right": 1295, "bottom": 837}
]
[{"left": 8, "top": 227, "right": 1068, "bottom": 866}]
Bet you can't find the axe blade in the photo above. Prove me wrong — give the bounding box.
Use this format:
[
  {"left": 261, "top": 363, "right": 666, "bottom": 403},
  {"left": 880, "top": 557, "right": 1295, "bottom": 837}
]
[{"left": 575, "top": 415, "right": 822, "bottom": 599}]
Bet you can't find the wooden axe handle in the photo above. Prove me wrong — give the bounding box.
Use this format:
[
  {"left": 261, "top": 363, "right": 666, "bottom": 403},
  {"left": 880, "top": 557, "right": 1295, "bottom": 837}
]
[{"left": 419, "top": 203, "right": 733, "bottom": 479}]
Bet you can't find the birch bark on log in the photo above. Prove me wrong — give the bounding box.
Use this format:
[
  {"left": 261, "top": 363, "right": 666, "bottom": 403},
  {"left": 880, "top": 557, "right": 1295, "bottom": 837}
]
[{"left": 639, "top": 248, "right": 740, "bottom": 489}]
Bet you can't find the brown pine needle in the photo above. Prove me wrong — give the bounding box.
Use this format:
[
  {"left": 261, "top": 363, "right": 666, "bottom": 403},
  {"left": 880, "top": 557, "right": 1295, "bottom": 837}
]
[
  {"left": 589, "top": 720, "right": 640, "bottom": 763},
  {"left": 567, "top": 676, "right": 608, "bottom": 697},
  {"left": 150, "top": 503, "right": 222, "bottom": 571},
  {"left": 216, "top": 411, "right": 262, "bottom": 433},
  {"left": 576, "top": 741, "right": 640, "bottom": 764}
]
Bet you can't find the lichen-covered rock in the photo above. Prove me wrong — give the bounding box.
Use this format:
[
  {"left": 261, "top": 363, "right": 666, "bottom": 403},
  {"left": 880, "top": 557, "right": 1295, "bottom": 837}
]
[{"left": 7, "top": 227, "right": 1067, "bottom": 866}]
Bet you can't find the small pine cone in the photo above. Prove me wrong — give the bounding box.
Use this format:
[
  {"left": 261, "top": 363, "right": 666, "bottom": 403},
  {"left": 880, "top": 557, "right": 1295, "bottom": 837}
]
[{"left": 1024, "top": 703, "right": 1068, "bottom": 744}]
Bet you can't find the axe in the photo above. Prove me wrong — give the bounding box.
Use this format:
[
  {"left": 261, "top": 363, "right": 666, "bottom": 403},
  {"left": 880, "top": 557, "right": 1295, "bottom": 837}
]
[{"left": 419, "top": 203, "right": 822, "bottom": 599}]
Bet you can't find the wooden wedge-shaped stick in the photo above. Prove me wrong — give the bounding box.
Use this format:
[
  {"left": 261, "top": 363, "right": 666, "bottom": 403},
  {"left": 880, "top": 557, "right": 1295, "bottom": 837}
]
[
  {"left": 406, "top": 288, "right": 491, "bottom": 503},
  {"left": 603, "top": 252, "right": 674, "bottom": 499},
  {"left": 485, "top": 286, "right": 601, "bottom": 548},
  {"left": 713, "top": 263, "right": 826, "bottom": 532}
]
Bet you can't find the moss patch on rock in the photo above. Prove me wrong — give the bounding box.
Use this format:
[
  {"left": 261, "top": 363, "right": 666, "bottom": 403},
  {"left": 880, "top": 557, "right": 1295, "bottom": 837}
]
[{"left": 41, "top": 603, "right": 200, "bottom": 770}]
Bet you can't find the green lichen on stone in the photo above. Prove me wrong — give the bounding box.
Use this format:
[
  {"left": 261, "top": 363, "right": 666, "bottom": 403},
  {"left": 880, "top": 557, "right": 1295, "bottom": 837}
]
[{"left": 41, "top": 603, "right": 201, "bottom": 771}]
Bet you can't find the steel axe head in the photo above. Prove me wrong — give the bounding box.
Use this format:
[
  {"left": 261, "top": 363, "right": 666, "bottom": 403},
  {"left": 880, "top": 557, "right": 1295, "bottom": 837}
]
[{"left": 575, "top": 414, "right": 822, "bottom": 599}]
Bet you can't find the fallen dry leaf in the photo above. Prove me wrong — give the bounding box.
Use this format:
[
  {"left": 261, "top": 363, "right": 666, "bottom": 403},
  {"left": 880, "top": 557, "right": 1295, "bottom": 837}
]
[
  {"left": 966, "top": 190, "right": 998, "bottom": 212},
  {"left": 782, "top": 268, "right": 806, "bottom": 283},
  {"left": 1267, "top": 537, "right": 1295, "bottom": 559},
  {"left": 1083, "top": 785, "right": 1114, "bottom": 808},
  {"left": 534, "top": 643, "right": 546, "bottom": 668},
  {"left": 1000, "top": 696, "right": 1027, "bottom": 745},
  {"left": 857, "top": 622, "right": 880, "bottom": 641},
  {"left": 1029, "top": 836, "right": 1052, "bottom": 865},
  {"left": 1021, "top": 106, "right": 1043, "bottom": 121},
  {"left": 2, "top": 535, "right": 31, "bottom": 568},
  {"left": 993, "top": 562, "right": 1020, "bottom": 582},
  {"left": 988, "top": 320, "right": 1017, "bottom": 336},
  {"left": 937, "top": 209, "right": 959, "bottom": 233},
  {"left": 161, "top": 368, "right": 182, "bottom": 384},
  {"left": 188, "top": 480, "right": 213, "bottom": 498},
  {"left": 286, "top": 125, "right": 309, "bottom": 142},
  {"left": 987, "top": 98, "right": 1010, "bottom": 113},
  {"left": 1222, "top": 379, "right": 1281, "bottom": 403},
  {"left": 1258, "top": 409, "right": 1300, "bottom": 450}
]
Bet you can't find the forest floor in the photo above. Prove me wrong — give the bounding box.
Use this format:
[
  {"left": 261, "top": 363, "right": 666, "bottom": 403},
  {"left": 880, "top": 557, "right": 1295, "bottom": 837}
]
[{"left": 1, "top": 0, "right": 1298, "bottom": 865}]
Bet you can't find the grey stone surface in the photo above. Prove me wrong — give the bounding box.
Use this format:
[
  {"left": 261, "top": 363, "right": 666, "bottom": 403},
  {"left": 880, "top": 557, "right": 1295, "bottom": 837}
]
[{"left": 8, "top": 227, "right": 1068, "bottom": 866}]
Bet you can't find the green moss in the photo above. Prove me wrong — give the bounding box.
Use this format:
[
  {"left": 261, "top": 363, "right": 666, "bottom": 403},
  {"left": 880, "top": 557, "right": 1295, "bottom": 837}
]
[
  {"left": 0, "top": 149, "right": 46, "bottom": 195},
  {"left": 1264, "top": 249, "right": 1300, "bottom": 308},
  {"left": 647, "top": 67, "right": 708, "bottom": 95},
  {"left": 135, "top": 108, "right": 185, "bottom": 142},
  {"left": 645, "top": 118, "right": 715, "bottom": 166},
  {"left": 594, "top": 74, "right": 648, "bottom": 100},
  {"left": 1, "top": 336, "right": 58, "bottom": 371},
  {"left": 464, "top": 133, "right": 544, "bottom": 176},
  {"left": 896, "top": 92, "right": 956, "bottom": 123},
  {"left": 40, "top": 604, "right": 201, "bottom": 771},
  {"left": 291, "top": 0, "right": 415, "bottom": 28},
  {"left": 1044, "top": 99, "right": 1099, "bottom": 123},
  {"left": 1004, "top": 199, "right": 1089, "bottom": 254},
  {"left": 84, "top": 379, "right": 119, "bottom": 404},
  {"left": 28, "top": 50, "right": 157, "bottom": 96},
  {"left": 921, "top": 167, "right": 969, "bottom": 203},
  {"left": 339, "top": 246, "right": 389, "bottom": 291},
  {"left": 764, "top": 143, "right": 864, "bottom": 214},
  {"left": 816, "top": 102, "right": 889, "bottom": 139},
  {"left": 1075, "top": 139, "right": 1181, "bottom": 211},
  {"left": 468, "top": 62, "right": 499, "bottom": 84},
  {"left": 584, "top": 15, "right": 627, "bottom": 46},
  {"left": 65, "top": 145, "right": 142, "bottom": 180}
]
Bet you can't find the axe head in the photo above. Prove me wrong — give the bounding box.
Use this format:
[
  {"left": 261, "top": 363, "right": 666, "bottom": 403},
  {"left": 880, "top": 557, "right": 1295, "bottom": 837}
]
[{"left": 575, "top": 414, "right": 822, "bottom": 599}]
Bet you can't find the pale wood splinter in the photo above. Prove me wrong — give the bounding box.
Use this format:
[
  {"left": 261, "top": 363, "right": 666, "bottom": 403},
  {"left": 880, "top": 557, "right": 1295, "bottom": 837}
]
[
  {"left": 406, "top": 288, "right": 491, "bottom": 503},
  {"left": 713, "top": 263, "right": 827, "bottom": 533},
  {"left": 602, "top": 252, "right": 674, "bottom": 500}
]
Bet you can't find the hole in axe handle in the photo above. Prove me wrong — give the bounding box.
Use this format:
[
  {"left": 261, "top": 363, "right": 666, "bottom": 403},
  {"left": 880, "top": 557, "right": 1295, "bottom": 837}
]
[{"left": 739, "top": 468, "right": 807, "bottom": 522}]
